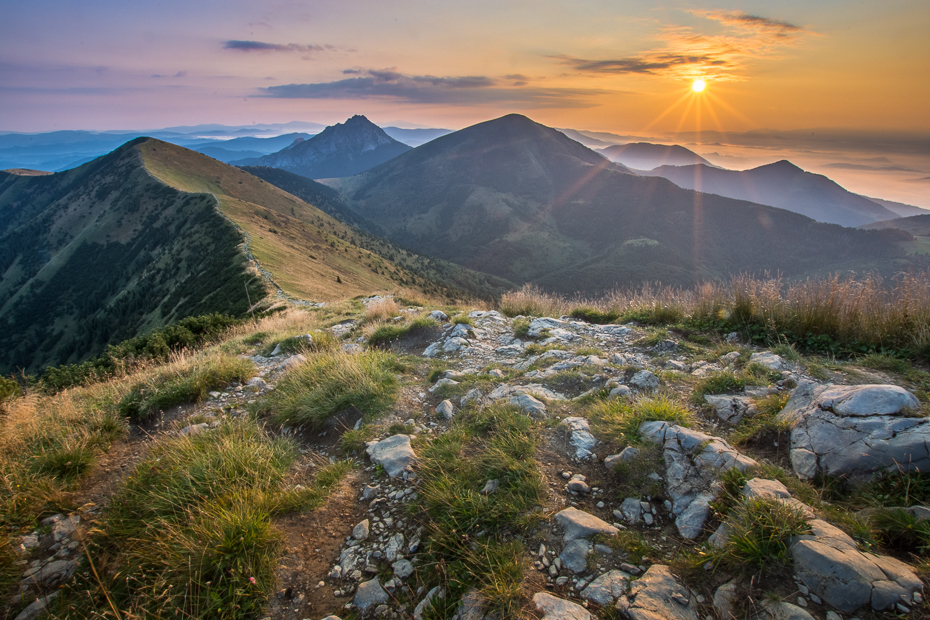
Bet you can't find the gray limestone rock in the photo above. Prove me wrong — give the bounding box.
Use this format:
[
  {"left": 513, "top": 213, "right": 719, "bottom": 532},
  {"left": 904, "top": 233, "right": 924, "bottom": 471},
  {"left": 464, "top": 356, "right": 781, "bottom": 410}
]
[
  {"left": 385, "top": 532, "right": 405, "bottom": 563},
  {"left": 352, "top": 519, "right": 370, "bottom": 541},
  {"left": 704, "top": 394, "right": 756, "bottom": 424},
  {"left": 23, "top": 559, "right": 76, "bottom": 586},
  {"left": 509, "top": 394, "right": 548, "bottom": 419},
  {"left": 453, "top": 589, "right": 488, "bottom": 620},
  {"left": 581, "top": 569, "right": 630, "bottom": 605},
  {"left": 555, "top": 507, "right": 619, "bottom": 542},
  {"left": 630, "top": 370, "right": 660, "bottom": 392},
  {"left": 366, "top": 435, "right": 417, "bottom": 478},
  {"left": 714, "top": 579, "right": 740, "bottom": 619},
  {"left": 791, "top": 518, "right": 923, "bottom": 612},
  {"left": 430, "top": 310, "right": 449, "bottom": 321},
  {"left": 414, "top": 586, "right": 445, "bottom": 619},
  {"left": 742, "top": 478, "right": 815, "bottom": 519},
  {"left": 436, "top": 399, "right": 455, "bottom": 419},
  {"left": 392, "top": 559, "right": 414, "bottom": 580},
  {"left": 641, "top": 422, "right": 756, "bottom": 538},
  {"left": 13, "top": 593, "right": 60, "bottom": 620},
  {"left": 460, "top": 388, "right": 483, "bottom": 407},
  {"left": 354, "top": 578, "right": 389, "bottom": 611},
  {"left": 560, "top": 539, "right": 593, "bottom": 573},
  {"left": 620, "top": 497, "right": 643, "bottom": 524},
  {"left": 750, "top": 352, "right": 789, "bottom": 371},
  {"left": 610, "top": 385, "right": 633, "bottom": 398},
  {"left": 754, "top": 601, "right": 816, "bottom": 620},
  {"left": 778, "top": 381, "right": 927, "bottom": 479},
  {"left": 533, "top": 592, "right": 594, "bottom": 620},
  {"left": 481, "top": 479, "right": 500, "bottom": 495},
  {"left": 562, "top": 417, "right": 597, "bottom": 460},
  {"left": 617, "top": 565, "right": 698, "bottom": 620}
]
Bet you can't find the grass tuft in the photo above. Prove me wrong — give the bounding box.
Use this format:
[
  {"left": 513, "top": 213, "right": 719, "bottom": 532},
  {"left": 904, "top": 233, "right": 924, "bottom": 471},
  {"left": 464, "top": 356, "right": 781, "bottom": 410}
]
[
  {"left": 591, "top": 394, "right": 692, "bottom": 443},
  {"left": 722, "top": 497, "right": 811, "bottom": 570},
  {"left": 118, "top": 353, "right": 254, "bottom": 421},
  {"left": 257, "top": 351, "right": 399, "bottom": 429}
]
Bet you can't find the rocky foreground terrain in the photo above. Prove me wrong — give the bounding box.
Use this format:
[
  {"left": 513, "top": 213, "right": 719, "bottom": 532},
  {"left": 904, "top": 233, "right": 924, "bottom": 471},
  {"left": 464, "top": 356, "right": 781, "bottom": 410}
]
[{"left": 8, "top": 298, "right": 930, "bottom": 620}]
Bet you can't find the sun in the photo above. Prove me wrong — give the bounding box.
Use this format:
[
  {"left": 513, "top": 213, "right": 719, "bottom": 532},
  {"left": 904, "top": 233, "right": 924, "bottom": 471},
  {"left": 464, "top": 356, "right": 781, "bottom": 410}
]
[{"left": 692, "top": 79, "right": 706, "bottom": 93}]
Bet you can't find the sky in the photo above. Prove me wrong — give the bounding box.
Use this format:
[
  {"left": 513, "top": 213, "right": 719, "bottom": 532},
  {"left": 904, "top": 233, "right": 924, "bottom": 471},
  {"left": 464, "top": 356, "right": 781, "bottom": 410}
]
[{"left": 2, "top": 0, "right": 929, "bottom": 203}]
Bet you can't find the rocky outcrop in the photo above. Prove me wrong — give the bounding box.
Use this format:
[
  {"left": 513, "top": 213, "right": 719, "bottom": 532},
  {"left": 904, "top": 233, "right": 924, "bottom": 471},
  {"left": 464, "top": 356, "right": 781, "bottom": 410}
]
[
  {"left": 777, "top": 381, "right": 926, "bottom": 479},
  {"left": 640, "top": 422, "right": 756, "bottom": 538}
]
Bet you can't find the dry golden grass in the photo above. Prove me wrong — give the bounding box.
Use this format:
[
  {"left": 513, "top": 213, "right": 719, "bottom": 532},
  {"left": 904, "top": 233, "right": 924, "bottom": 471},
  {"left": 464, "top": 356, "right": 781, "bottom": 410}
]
[
  {"left": 363, "top": 297, "right": 400, "bottom": 323},
  {"left": 500, "top": 271, "right": 930, "bottom": 356}
]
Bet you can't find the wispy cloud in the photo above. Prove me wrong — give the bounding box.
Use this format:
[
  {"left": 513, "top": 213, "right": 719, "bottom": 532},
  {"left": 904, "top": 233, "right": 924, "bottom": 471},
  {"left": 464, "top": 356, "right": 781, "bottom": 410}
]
[
  {"left": 553, "top": 11, "right": 814, "bottom": 82},
  {"left": 260, "top": 68, "right": 608, "bottom": 108},
  {"left": 223, "top": 40, "right": 336, "bottom": 53}
]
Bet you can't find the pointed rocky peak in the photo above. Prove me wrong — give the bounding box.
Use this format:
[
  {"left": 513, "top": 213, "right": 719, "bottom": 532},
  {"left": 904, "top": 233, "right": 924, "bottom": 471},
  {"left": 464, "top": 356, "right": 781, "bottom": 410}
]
[{"left": 756, "top": 159, "right": 804, "bottom": 174}]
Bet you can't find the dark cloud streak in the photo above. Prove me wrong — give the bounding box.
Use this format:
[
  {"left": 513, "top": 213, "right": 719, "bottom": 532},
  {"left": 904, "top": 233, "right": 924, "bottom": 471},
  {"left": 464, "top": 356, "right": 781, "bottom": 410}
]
[
  {"left": 223, "top": 40, "right": 334, "bottom": 53},
  {"left": 260, "top": 69, "right": 607, "bottom": 108}
]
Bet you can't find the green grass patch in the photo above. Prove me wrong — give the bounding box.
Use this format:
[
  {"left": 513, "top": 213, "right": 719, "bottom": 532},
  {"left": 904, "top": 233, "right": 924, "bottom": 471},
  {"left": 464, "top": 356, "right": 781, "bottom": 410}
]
[
  {"left": 603, "top": 442, "right": 665, "bottom": 499},
  {"left": 512, "top": 318, "right": 531, "bottom": 339},
  {"left": 118, "top": 354, "right": 254, "bottom": 421},
  {"left": 634, "top": 328, "right": 670, "bottom": 347},
  {"left": 590, "top": 394, "right": 692, "bottom": 443},
  {"left": 728, "top": 392, "right": 791, "bottom": 446},
  {"left": 451, "top": 314, "right": 474, "bottom": 326},
  {"left": 871, "top": 508, "right": 930, "bottom": 554},
  {"left": 367, "top": 316, "right": 438, "bottom": 348},
  {"left": 690, "top": 372, "right": 747, "bottom": 405},
  {"left": 569, "top": 307, "right": 620, "bottom": 324},
  {"left": 57, "top": 420, "right": 347, "bottom": 619},
  {"left": 417, "top": 404, "right": 545, "bottom": 616},
  {"left": 257, "top": 351, "right": 399, "bottom": 429},
  {"left": 721, "top": 497, "right": 811, "bottom": 570},
  {"left": 596, "top": 530, "right": 654, "bottom": 564}
]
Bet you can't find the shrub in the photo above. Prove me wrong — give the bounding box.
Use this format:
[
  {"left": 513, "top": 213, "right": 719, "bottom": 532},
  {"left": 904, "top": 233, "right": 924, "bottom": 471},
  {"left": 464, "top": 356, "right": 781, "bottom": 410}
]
[
  {"left": 512, "top": 318, "right": 531, "bottom": 339},
  {"left": 259, "top": 351, "right": 399, "bottom": 428}
]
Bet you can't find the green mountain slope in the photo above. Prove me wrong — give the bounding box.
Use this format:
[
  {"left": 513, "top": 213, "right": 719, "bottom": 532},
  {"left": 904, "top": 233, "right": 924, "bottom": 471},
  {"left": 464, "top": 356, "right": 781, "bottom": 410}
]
[
  {"left": 0, "top": 139, "right": 267, "bottom": 374},
  {"left": 330, "top": 114, "right": 911, "bottom": 294}
]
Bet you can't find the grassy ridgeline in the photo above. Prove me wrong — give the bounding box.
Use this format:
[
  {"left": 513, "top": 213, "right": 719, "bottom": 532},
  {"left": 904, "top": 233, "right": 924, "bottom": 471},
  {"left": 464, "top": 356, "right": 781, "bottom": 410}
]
[{"left": 500, "top": 272, "right": 930, "bottom": 359}]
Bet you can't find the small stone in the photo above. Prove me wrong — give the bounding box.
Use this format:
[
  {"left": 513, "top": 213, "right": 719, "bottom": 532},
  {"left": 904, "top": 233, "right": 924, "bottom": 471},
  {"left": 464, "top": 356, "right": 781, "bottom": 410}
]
[
  {"left": 436, "top": 400, "right": 454, "bottom": 419},
  {"left": 481, "top": 479, "right": 500, "bottom": 495},
  {"left": 352, "top": 519, "right": 370, "bottom": 541}
]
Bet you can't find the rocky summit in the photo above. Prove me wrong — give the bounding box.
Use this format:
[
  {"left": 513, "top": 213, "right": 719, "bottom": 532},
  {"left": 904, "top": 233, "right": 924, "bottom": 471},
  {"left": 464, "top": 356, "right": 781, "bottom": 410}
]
[{"left": 4, "top": 293, "right": 930, "bottom": 620}]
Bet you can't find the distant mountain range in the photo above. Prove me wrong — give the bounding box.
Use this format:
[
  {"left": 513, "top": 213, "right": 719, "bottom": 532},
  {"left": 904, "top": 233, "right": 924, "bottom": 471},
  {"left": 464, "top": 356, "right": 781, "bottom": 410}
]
[
  {"left": 862, "top": 214, "right": 930, "bottom": 236},
  {"left": 641, "top": 160, "right": 899, "bottom": 228},
  {"left": 325, "top": 114, "right": 909, "bottom": 293},
  {"left": 231, "top": 115, "right": 411, "bottom": 179},
  {"left": 599, "top": 143, "right": 713, "bottom": 170}
]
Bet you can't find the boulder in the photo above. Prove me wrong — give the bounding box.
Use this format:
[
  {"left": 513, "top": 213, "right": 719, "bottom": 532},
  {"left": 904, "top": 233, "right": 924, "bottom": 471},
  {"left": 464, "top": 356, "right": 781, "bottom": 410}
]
[
  {"left": 617, "top": 565, "right": 698, "bottom": 620},
  {"left": 533, "top": 592, "right": 594, "bottom": 620},
  {"left": 713, "top": 579, "right": 740, "bottom": 619},
  {"left": 555, "top": 507, "right": 619, "bottom": 542},
  {"left": 366, "top": 435, "right": 417, "bottom": 478},
  {"left": 791, "top": 518, "right": 923, "bottom": 612},
  {"left": 777, "top": 381, "right": 927, "bottom": 479},
  {"left": 13, "top": 593, "right": 59, "bottom": 620}
]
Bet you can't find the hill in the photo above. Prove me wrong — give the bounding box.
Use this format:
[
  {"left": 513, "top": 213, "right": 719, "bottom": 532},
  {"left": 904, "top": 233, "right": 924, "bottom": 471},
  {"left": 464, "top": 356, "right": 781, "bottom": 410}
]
[
  {"left": 330, "top": 114, "right": 909, "bottom": 293},
  {"left": 0, "top": 138, "right": 504, "bottom": 374},
  {"left": 0, "top": 140, "right": 268, "bottom": 375},
  {"left": 862, "top": 213, "right": 930, "bottom": 236},
  {"left": 643, "top": 160, "right": 898, "bottom": 227},
  {"left": 599, "top": 142, "right": 712, "bottom": 170},
  {"left": 237, "top": 115, "right": 411, "bottom": 179},
  {"left": 866, "top": 196, "right": 930, "bottom": 218}
]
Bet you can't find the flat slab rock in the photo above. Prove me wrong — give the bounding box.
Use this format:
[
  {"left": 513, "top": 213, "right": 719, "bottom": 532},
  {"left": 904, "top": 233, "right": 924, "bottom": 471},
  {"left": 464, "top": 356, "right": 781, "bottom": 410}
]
[
  {"left": 366, "top": 434, "right": 416, "bottom": 478},
  {"left": 777, "top": 381, "right": 926, "bottom": 479},
  {"left": 533, "top": 592, "right": 594, "bottom": 620},
  {"left": 791, "top": 518, "right": 923, "bottom": 613},
  {"left": 617, "top": 565, "right": 698, "bottom": 620},
  {"left": 555, "top": 507, "right": 618, "bottom": 542},
  {"left": 581, "top": 569, "right": 631, "bottom": 605}
]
